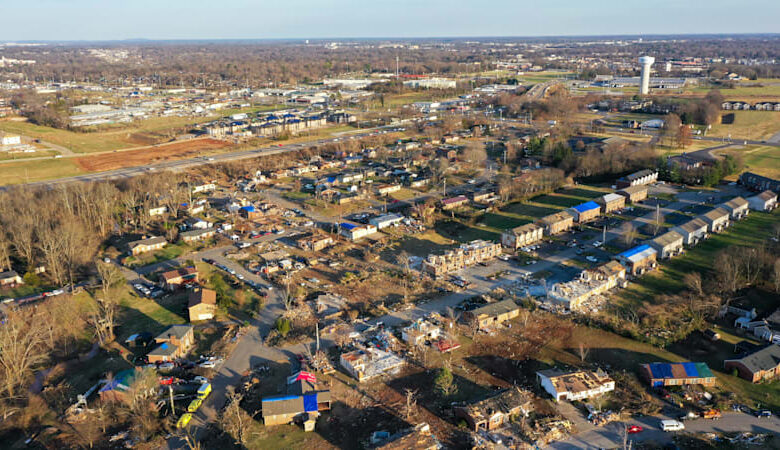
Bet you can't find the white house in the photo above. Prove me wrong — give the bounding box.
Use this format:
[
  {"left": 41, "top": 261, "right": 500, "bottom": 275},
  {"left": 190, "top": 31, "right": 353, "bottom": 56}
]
[
  {"left": 369, "top": 214, "right": 404, "bottom": 230},
  {"left": 672, "top": 218, "right": 709, "bottom": 246},
  {"left": 148, "top": 206, "right": 168, "bottom": 216},
  {"left": 537, "top": 369, "right": 615, "bottom": 402},
  {"left": 401, "top": 319, "right": 442, "bottom": 347},
  {"left": 339, "top": 223, "right": 378, "bottom": 241},
  {"left": 719, "top": 197, "right": 749, "bottom": 220},
  {"left": 0, "top": 133, "right": 21, "bottom": 147},
  {"left": 699, "top": 207, "right": 730, "bottom": 233},
  {"left": 747, "top": 191, "right": 777, "bottom": 212}
]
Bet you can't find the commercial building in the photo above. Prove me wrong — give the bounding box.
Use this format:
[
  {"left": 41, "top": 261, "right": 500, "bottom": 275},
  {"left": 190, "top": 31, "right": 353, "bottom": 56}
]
[
  {"left": 463, "top": 299, "right": 520, "bottom": 330},
  {"left": 616, "top": 169, "right": 658, "bottom": 189},
  {"left": 0, "top": 133, "right": 21, "bottom": 147},
  {"left": 403, "top": 78, "right": 457, "bottom": 89},
  {"left": 188, "top": 288, "right": 216, "bottom": 321},
  {"left": 724, "top": 345, "right": 780, "bottom": 383},
  {"left": 538, "top": 211, "right": 575, "bottom": 235},
  {"left": 369, "top": 213, "right": 404, "bottom": 230},
  {"left": 500, "top": 223, "right": 543, "bottom": 250},
  {"left": 422, "top": 240, "right": 502, "bottom": 277},
  {"left": 747, "top": 190, "right": 777, "bottom": 211},
  {"left": 740, "top": 172, "right": 780, "bottom": 193},
  {"left": 672, "top": 218, "right": 709, "bottom": 246},
  {"left": 615, "top": 244, "right": 657, "bottom": 276},
  {"left": 147, "top": 325, "right": 194, "bottom": 363},
  {"left": 547, "top": 261, "right": 626, "bottom": 311},
  {"left": 127, "top": 236, "right": 167, "bottom": 256},
  {"left": 640, "top": 362, "right": 716, "bottom": 387},
  {"left": 596, "top": 193, "right": 626, "bottom": 214},
  {"left": 454, "top": 388, "right": 533, "bottom": 432},
  {"left": 700, "top": 207, "right": 731, "bottom": 233},
  {"left": 339, "top": 222, "right": 377, "bottom": 241},
  {"left": 340, "top": 348, "right": 405, "bottom": 382},
  {"left": 160, "top": 267, "right": 199, "bottom": 291},
  {"left": 568, "top": 201, "right": 601, "bottom": 224},
  {"left": 537, "top": 368, "right": 615, "bottom": 402},
  {"left": 719, "top": 197, "right": 749, "bottom": 220},
  {"left": 647, "top": 230, "right": 684, "bottom": 259},
  {"left": 617, "top": 185, "right": 649, "bottom": 203}
]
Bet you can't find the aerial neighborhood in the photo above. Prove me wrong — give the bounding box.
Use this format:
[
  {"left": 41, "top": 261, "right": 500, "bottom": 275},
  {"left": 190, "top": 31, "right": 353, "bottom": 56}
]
[{"left": 0, "top": 26, "right": 778, "bottom": 450}]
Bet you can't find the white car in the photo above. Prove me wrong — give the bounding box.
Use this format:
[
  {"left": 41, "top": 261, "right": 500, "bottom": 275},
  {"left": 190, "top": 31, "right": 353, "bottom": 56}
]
[
  {"left": 586, "top": 256, "right": 598, "bottom": 263},
  {"left": 592, "top": 241, "right": 602, "bottom": 248}
]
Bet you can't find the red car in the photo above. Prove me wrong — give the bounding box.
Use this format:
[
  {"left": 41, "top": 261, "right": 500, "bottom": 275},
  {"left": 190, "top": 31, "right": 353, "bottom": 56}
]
[{"left": 627, "top": 425, "right": 643, "bottom": 434}]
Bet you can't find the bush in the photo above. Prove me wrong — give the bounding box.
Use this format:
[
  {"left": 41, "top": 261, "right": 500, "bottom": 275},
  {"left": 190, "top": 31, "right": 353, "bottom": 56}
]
[{"left": 274, "top": 317, "right": 291, "bottom": 337}]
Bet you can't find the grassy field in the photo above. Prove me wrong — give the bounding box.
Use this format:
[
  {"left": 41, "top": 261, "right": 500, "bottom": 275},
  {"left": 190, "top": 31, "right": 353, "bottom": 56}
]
[
  {"left": 708, "top": 110, "right": 780, "bottom": 140},
  {"left": 617, "top": 209, "right": 779, "bottom": 306},
  {"left": 696, "top": 80, "right": 780, "bottom": 98},
  {"left": 0, "top": 158, "right": 85, "bottom": 185},
  {"left": 717, "top": 145, "right": 780, "bottom": 180}
]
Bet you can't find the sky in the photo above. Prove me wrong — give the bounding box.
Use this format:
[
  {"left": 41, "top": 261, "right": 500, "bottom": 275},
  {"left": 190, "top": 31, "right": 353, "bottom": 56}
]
[{"left": 2, "top": 0, "right": 779, "bottom": 41}]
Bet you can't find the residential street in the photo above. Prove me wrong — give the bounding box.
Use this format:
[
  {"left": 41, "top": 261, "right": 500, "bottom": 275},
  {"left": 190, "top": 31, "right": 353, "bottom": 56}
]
[
  {"left": 152, "top": 181, "right": 756, "bottom": 447},
  {"left": 547, "top": 412, "right": 780, "bottom": 449}
]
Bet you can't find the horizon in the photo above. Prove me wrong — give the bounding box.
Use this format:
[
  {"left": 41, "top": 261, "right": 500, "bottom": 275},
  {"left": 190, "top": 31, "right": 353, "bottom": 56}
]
[{"left": 3, "top": 0, "right": 779, "bottom": 41}]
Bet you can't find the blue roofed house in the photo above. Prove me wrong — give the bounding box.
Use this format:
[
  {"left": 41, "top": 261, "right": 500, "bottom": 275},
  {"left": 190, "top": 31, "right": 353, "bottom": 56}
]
[
  {"left": 615, "top": 244, "right": 657, "bottom": 276},
  {"left": 147, "top": 325, "right": 194, "bottom": 363},
  {"left": 261, "top": 372, "right": 331, "bottom": 430},
  {"left": 640, "top": 362, "right": 716, "bottom": 387},
  {"left": 568, "top": 201, "right": 601, "bottom": 224}
]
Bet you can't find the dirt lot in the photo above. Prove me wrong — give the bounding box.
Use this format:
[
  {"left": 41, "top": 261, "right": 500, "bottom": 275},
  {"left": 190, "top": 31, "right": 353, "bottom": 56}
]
[{"left": 74, "top": 138, "right": 232, "bottom": 171}]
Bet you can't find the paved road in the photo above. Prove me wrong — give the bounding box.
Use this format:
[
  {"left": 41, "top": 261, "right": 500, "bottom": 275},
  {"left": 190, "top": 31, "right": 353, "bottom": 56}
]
[
  {"left": 547, "top": 412, "right": 780, "bottom": 449},
  {"left": 0, "top": 124, "right": 409, "bottom": 191}
]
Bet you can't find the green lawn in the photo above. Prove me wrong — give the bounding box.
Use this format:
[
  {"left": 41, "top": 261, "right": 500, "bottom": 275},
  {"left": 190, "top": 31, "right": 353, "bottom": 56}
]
[
  {"left": 618, "top": 210, "right": 779, "bottom": 306},
  {"left": 709, "top": 110, "right": 780, "bottom": 140},
  {"left": 717, "top": 145, "right": 780, "bottom": 180},
  {"left": 0, "top": 158, "right": 84, "bottom": 186}
]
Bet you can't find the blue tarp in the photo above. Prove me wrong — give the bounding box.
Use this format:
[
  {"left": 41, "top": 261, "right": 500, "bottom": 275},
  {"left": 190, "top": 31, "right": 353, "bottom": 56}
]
[
  {"left": 263, "top": 395, "right": 299, "bottom": 403},
  {"left": 682, "top": 362, "right": 699, "bottom": 377},
  {"left": 618, "top": 244, "right": 653, "bottom": 259},
  {"left": 340, "top": 222, "right": 357, "bottom": 230},
  {"left": 573, "top": 201, "right": 600, "bottom": 213},
  {"left": 303, "top": 394, "right": 318, "bottom": 412}
]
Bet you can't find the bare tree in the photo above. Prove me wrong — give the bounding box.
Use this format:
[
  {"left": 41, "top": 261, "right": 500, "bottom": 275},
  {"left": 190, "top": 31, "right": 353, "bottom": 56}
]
[
  {"left": 620, "top": 222, "right": 637, "bottom": 248},
  {"left": 90, "top": 263, "right": 123, "bottom": 347},
  {"left": 773, "top": 259, "right": 780, "bottom": 294},
  {"left": 578, "top": 342, "right": 590, "bottom": 363},
  {"left": 221, "top": 387, "right": 247, "bottom": 446},
  {"left": 683, "top": 272, "right": 704, "bottom": 297},
  {"left": 0, "top": 307, "right": 48, "bottom": 397}
]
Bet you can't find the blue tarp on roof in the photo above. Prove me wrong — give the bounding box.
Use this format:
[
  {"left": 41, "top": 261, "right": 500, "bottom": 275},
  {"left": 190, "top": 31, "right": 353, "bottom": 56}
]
[
  {"left": 340, "top": 223, "right": 357, "bottom": 230},
  {"left": 303, "top": 394, "right": 318, "bottom": 412},
  {"left": 618, "top": 244, "right": 653, "bottom": 259},
  {"left": 572, "top": 201, "right": 600, "bottom": 213},
  {"left": 682, "top": 362, "right": 699, "bottom": 377},
  {"left": 240, "top": 205, "right": 255, "bottom": 212},
  {"left": 263, "top": 395, "right": 299, "bottom": 403},
  {"left": 648, "top": 363, "right": 672, "bottom": 380}
]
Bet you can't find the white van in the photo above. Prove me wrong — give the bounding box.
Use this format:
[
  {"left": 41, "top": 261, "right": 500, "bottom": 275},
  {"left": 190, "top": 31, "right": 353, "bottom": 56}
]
[{"left": 660, "top": 420, "right": 685, "bottom": 432}]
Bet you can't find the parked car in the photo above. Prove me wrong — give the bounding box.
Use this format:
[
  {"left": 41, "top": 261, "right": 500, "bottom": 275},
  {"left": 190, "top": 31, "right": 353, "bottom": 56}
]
[
  {"left": 627, "top": 425, "right": 643, "bottom": 434},
  {"left": 756, "top": 410, "right": 773, "bottom": 418}
]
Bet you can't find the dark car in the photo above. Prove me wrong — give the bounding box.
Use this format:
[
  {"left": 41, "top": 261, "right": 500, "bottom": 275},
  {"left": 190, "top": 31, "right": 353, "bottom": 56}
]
[{"left": 756, "top": 410, "right": 773, "bottom": 418}]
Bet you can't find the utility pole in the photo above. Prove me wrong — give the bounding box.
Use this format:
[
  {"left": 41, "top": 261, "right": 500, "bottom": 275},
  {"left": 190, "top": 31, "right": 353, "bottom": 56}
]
[
  {"left": 443, "top": 178, "right": 446, "bottom": 196},
  {"left": 396, "top": 56, "right": 399, "bottom": 78},
  {"left": 315, "top": 322, "right": 320, "bottom": 352},
  {"left": 602, "top": 225, "right": 606, "bottom": 243},
  {"left": 169, "top": 386, "right": 175, "bottom": 414}
]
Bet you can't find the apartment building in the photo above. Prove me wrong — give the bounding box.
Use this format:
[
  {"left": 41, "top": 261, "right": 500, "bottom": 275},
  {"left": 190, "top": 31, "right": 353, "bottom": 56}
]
[
  {"left": 569, "top": 201, "right": 601, "bottom": 224},
  {"left": 422, "top": 240, "right": 502, "bottom": 277},
  {"left": 617, "top": 185, "right": 649, "bottom": 203},
  {"left": 500, "top": 223, "right": 543, "bottom": 250},
  {"left": 647, "top": 230, "right": 684, "bottom": 259},
  {"left": 537, "top": 369, "right": 615, "bottom": 402},
  {"left": 538, "top": 211, "right": 574, "bottom": 235},
  {"left": 596, "top": 193, "right": 626, "bottom": 214},
  {"left": 616, "top": 169, "right": 658, "bottom": 188}
]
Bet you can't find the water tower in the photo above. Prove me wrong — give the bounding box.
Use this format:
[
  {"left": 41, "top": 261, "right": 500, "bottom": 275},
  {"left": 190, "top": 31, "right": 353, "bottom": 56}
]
[{"left": 638, "top": 56, "right": 655, "bottom": 95}]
